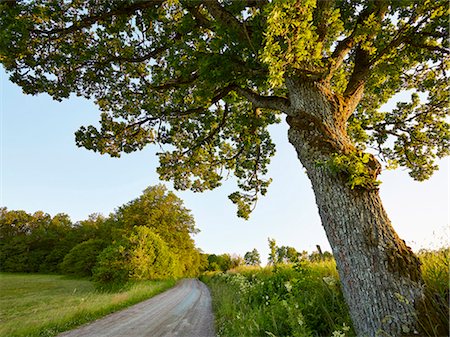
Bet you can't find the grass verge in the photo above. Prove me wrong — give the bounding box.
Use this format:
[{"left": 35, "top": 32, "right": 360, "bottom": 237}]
[
  {"left": 417, "top": 248, "right": 449, "bottom": 336},
  {"left": 202, "top": 260, "right": 354, "bottom": 337},
  {"left": 203, "top": 248, "right": 449, "bottom": 337},
  {"left": 0, "top": 273, "right": 176, "bottom": 337}
]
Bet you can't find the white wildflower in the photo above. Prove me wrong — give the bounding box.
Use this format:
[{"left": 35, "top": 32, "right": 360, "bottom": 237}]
[{"left": 284, "top": 281, "right": 292, "bottom": 292}]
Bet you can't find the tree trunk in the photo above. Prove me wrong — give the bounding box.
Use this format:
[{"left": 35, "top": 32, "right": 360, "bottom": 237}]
[{"left": 285, "top": 77, "right": 424, "bottom": 336}]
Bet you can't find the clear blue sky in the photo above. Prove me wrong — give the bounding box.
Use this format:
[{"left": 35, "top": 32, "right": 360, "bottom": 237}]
[{"left": 1, "top": 67, "right": 448, "bottom": 263}]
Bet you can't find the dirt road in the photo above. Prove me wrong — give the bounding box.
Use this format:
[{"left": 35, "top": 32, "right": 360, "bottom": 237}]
[{"left": 59, "top": 279, "right": 215, "bottom": 337}]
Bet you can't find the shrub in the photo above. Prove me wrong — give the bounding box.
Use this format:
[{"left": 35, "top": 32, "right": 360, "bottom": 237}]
[
  {"left": 92, "top": 226, "right": 177, "bottom": 286},
  {"left": 60, "top": 239, "right": 107, "bottom": 277}
]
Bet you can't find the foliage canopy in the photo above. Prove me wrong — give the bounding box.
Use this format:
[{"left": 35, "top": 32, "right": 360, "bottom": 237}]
[{"left": 0, "top": 0, "right": 448, "bottom": 218}]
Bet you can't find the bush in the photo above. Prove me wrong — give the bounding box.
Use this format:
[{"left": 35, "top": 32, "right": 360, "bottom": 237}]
[
  {"left": 60, "top": 239, "right": 106, "bottom": 277},
  {"left": 92, "top": 226, "right": 178, "bottom": 286}
]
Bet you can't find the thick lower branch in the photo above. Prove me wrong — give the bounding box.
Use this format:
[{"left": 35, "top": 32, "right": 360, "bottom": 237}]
[{"left": 233, "top": 86, "right": 291, "bottom": 113}]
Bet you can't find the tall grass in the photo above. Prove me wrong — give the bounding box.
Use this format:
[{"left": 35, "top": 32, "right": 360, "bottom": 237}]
[
  {"left": 417, "top": 248, "right": 449, "bottom": 336},
  {"left": 202, "top": 260, "right": 354, "bottom": 337},
  {"left": 204, "top": 249, "right": 449, "bottom": 337},
  {"left": 0, "top": 273, "right": 175, "bottom": 337}
]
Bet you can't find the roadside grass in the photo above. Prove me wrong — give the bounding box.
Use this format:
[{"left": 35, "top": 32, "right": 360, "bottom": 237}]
[
  {"left": 417, "top": 247, "right": 449, "bottom": 336},
  {"left": 203, "top": 248, "right": 449, "bottom": 337},
  {"left": 0, "top": 273, "right": 176, "bottom": 337},
  {"left": 202, "top": 260, "right": 354, "bottom": 337}
]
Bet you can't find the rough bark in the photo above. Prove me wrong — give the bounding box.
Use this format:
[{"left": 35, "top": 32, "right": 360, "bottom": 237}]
[{"left": 285, "top": 77, "right": 424, "bottom": 336}]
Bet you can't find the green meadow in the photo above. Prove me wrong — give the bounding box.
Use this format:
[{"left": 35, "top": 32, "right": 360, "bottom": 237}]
[{"left": 0, "top": 273, "right": 175, "bottom": 337}]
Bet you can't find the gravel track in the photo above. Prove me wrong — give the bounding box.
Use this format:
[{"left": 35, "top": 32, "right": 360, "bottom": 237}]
[{"left": 58, "top": 279, "right": 215, "bottom": 337}]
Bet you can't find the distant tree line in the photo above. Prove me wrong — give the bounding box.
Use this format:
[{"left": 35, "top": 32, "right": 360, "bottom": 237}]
[
  {"left": 268, "top": 238, "right": 333, "bottom": 265},
  {"left": 202, "top": 240, "right": 333, "bottom": 273},
  {"left": 1, "top": 186, "right": 335, "bottom": 282},
  {"left": 0, "top": 185, "right": 206, "bottom": 285}
]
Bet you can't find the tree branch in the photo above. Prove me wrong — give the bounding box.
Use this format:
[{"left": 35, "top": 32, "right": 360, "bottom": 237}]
[
  {"left": 232, "top": 86, "right": 290, "bottom": 113},
  {"left": 323, "top": 1, "right": 385, "bottom": 82},
  {"left": 314, "top": 0, "right": 334, "bottom": 44},
  {"left": 244, "top": 0, "right": 269, "bottom": 9},
  {"left": 104, "top": 32, "right": 181, "bottom": 64},
  {"left": 31, "top": 1, "right": 163, "bottom": 36},
  {"left": 202, "top": 0, "right": 253, "bottom": 42},
  {"left": 343, "top": 46, "right": 370, "bottom": 100},
  {"left": 195, "top": 51, "right": 267, "bottom": 77},
  {"left": 182, "top": 104, "right": 230, "bottom": 155},
  {"left": 166, "top": 84, "right": 235, "bottom": 118},
  {"left": 342, "top": 1, "right": 389, "bottom": 115},
  {"left": 367, "top": 3, "right": 448, "bottom": 70},
  {"left": 324, "top": 35, "right": 356, "bottom": 82},
  {"left": 183, "top": 3, "right": 213, "bottom": 30},
  {"left": 405, "top": 39, "right": 449, "bottom": 54},
  {"left": 150, "top": 72, "right": 199, "bottom": 91}
]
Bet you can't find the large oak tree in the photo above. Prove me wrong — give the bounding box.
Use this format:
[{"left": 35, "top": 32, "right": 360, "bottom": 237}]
[{"left": 1, "top": 0, "right": 448, "bottom": 335}]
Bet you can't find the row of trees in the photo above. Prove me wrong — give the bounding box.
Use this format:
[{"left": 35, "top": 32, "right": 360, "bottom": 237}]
[
  {"left": 0, "top": 210, "right": 78, "bottom": 273},
  {"left": 268, "top": 239, "right": 333, "bottom": 265},
  {"left": 0, "top": 192, "right": 327, "bottom": 280},
  {"left": 204, "top": 240, "right": 333, "bottom": 272},
  {"left": 205, "top": 253, "right": 247, "bottom": 272},
  {"left": 0, "top": 185, "right": 205, "bottom": 284}
]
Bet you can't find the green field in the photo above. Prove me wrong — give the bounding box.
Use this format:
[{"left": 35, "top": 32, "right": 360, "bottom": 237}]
[{"left": 0, "top": 273, "right": 175, "bottom": 337}]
